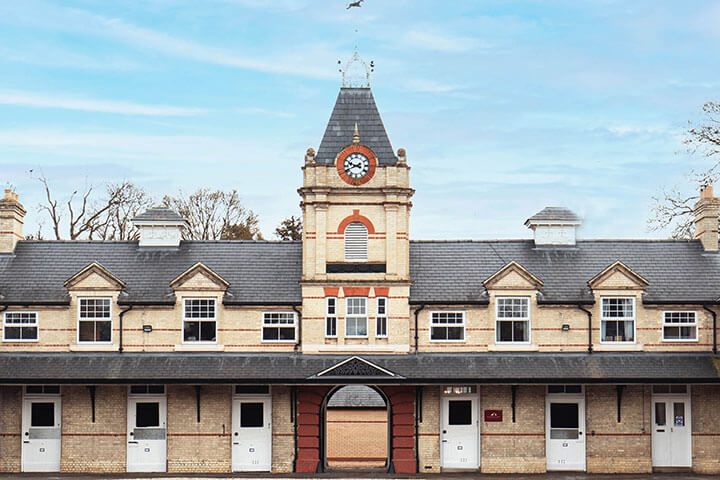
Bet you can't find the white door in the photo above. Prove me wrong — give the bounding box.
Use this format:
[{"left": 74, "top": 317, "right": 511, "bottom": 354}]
[
  {"left": 440, "top": 396, "right": 479, "bottom": 469},
  {"left": 127, "top": 396, "right": 167, "bottom": 472},
  {"left": 546, "top": 397, "right": 586, "bottom": 471},
  {"left": 232, "top": 397, "right": 272, "bottom": 471},
  {"left": 652, "top": 395, "right": 691, "bottom": 467},
  {"left": 22, "top": 396, "right": 61, "bottom": 472}
]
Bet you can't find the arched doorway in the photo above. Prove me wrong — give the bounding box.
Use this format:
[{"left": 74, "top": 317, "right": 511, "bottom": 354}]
[{"left": 321, "top": 385, "right": 391, "bottom": 471}]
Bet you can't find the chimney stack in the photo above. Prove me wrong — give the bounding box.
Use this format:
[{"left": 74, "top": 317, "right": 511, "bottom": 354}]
[
  {"left": 0, "top": 189, "right": 26, "bottom": 253},
  {"left": 693, "top": 184, "right": 720, "bottom": 252}
]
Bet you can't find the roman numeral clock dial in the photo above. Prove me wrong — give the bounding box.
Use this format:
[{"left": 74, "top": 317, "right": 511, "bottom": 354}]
[{"left": 336, "top": 144, "right": 377, "bottom": 185}]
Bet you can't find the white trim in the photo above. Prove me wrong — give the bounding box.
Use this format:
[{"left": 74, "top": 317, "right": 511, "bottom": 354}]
[
  {"left": 599, "top": 296, "right": 637, "bottom": 344},
  {"left": 2, "top": 311, "right": 39, "bottom": 342},
  {"left": 345, "top": 296, "right": 368, "bottom": 338},
  {"left": 181, "top": 297, "right": 218, "bottom": 345},
  {"left": 77, "top": 297, "right": 113, "bottom": 345},
  {"left": 494, "top": 296, "right": 531, "bottom": 344},
  {"left": 429, "top": 310, "right": 466, "bottom": 343},
  {"left": 315, "top": 355, "right": 398, "bottom": 377},
  {"left": 260, "top": 311, "right": 297, "bottom": 343},
  {"left": 375, "top": 297, "right": 388, "bottom": 338},
  {"left": 661, "top": 311, "right": 699, "bottom": 343},
  {"left": 325, "top": 297, "right": 338, "bottom": 338}
]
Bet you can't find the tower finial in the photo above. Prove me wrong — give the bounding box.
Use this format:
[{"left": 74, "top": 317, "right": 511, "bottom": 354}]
[
  {"left": 338, "top": 49, "right": 374, "bottom": 88},
  {"left": 353, "top": 123, "right": 360, "bottom": 144}
]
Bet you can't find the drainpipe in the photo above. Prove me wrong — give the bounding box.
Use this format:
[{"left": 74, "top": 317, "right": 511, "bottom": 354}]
[
  {"left": 292, "top": 305, "right": 302, "bottom": 352},
  {"left": 413, "top": 304, "right": 426, "bottom": 353},
  {"left": 577, "top": 304, "right": 593, "bottom": 354},
  {"left": 118, "top": 305, "right": 133, "bottom": 353},
  {"left": 703, "top": 305, "right": 717, "bottom": 354},
  {"left": 291, "top": 386, "right": 298, "bottom": 472}
]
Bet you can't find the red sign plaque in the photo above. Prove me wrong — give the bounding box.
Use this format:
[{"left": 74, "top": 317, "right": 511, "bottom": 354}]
[{"left": 484, "top": 409, "right": 503, "bottom": 422}]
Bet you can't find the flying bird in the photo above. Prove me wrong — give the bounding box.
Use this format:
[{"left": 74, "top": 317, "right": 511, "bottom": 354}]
[{"left": 347, "top": 0, "right": 364, "bottom": 9}]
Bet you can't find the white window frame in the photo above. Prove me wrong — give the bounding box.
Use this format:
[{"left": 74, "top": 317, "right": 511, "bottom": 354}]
[
  {"left": 3, "top": 311, "right": 39, "bottom": 342},
  {"left": 662, "top": 311, "right": 698, "bottom": 342},
  {"left": 344, "top": 222, "right": 368, "bottom": 261},
  {"left": 600, "top": 296, "right": 636, "bottom": 344},
  {"left": 77, "top": 297, "right": 113, "bottom": 344},
  {"left": 495, "top": 296, "right": 531, "bottom": 344},
  {"left": 182, "top": 298, "right": 217, "bottom": 344},
  {"left": 429, "top": 311, "right": 466, "bottom": 343},
  {"left": 261, "top": 311, "right": 297, "bottom": 343},
  {"left": 325, "top": 297, "right": 337, "bottom": 338},
  {"left": 345, "top": 296, "right": 368, "bottom": 338},
  {"left": 376, "top": 297, "right": 388, "bottom": 338}
]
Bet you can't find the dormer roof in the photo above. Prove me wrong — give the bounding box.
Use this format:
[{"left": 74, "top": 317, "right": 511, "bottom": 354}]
[
  {"left": 525, "top": 207, "right": 581, "bottom": 226},
  {"left": 132, "top": 207, "right": 187, "bottom": 225}
]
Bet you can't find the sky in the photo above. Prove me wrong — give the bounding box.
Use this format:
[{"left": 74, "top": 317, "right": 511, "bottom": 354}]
[{"left": 0, "top": 0, "right": 719, "bottom": 240}]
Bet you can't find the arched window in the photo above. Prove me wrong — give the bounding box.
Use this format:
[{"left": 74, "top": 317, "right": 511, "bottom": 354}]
[{"left": 344, "top": 221, "right": 368, "bottom": 261}]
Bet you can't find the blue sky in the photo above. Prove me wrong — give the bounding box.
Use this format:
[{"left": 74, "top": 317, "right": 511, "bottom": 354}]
[{"left": 0, "top": 0, "right": 718, "bottom": 240}]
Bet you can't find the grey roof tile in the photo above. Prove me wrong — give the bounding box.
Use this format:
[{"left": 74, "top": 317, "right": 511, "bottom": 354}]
[
  {"left": 132, "top": 207, "right": 186, "bottom": 223},
  {"left": 316, "top": 87, "right": 397, "bottom": 166},
  {"left": 526, "top": 207, "right": 581, "bottom": 223}
]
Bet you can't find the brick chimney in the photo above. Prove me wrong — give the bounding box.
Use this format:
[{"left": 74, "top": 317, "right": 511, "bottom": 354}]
[
  {"left": 693, "top": 184, "right": 720, "bottom": 252},
  {"left": 0, "top": 189, "right": 26, "bottom": 253}
]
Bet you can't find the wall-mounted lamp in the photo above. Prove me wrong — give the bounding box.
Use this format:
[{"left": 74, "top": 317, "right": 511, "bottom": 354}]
[
  {"left": 142, "top": 325, "right": 153, "bottom": 333},
  {"left": 561, "top": 324, "right": 571, "bottom": 332}
]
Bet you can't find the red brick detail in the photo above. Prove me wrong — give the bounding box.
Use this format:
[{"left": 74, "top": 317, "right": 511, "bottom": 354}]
[
  {"left": 374, "top": 287, "right": 389, "bottom": 297},
  {"left": 343, "top": 286, "right": 371, "bottom": 297},
  {"left": 296, "top": 386, "right": 331, "bottom": 473},
  {"left": 383, "top": 386, "right": 418, "bottom": 474},
  {"left": 336, "top": 144, "right": 378, "bottom": 186},
  {"left": 323, "top": 287, "right": 340, "bottom": 297},
  {"left": 337, "top": 209, "right": 376, "bottom": 234}
]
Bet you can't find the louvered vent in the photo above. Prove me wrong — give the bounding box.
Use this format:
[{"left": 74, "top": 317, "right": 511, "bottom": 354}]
[{"left": 344, "top": 222, "right": 368, "bottom": 261}]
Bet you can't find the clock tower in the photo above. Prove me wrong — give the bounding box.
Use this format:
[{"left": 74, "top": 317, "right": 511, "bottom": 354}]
[{"left": 299, "top": 55, "right": 414, "bottom": 353}]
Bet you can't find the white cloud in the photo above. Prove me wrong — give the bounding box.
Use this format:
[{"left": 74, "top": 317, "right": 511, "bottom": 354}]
[{"left": 0, "top": 90, "right": 206, "bottom": 117}]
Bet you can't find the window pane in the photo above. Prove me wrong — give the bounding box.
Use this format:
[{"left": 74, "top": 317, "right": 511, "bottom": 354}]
[
  {"left": 184, "top": 299, "right": 215, "bottom": 319},
  {"left": 278, "top": 327, "right": 295, "bottom": 341},
  {"left": 199, "top": 321, "right": 216, "bottom": 341},
  {"left": 136, "top": 402, "right": 160, "bottom": 428},
  {"left": 673, "top": 402, "right": 685, "bottom": 427},
  {"left": 431, "top": 326, "right": 447, "bottom": 341},
  {"left": 80, "top": 298, "right": 111, "bottom": 319},
  {"left": 513, "top": 321, "right": 528, "bottom": 342},
  {"left": 240, "top": 402, "right": 264, "bottom": 428},
  {"left": 448, "top": 400, "right": 472, "bottom": 425},
  {"left": 4, "top": 327, "right": 20, "bottom": 340},
  {"left": 655, "top": 402, "right": 666, "bottom": 426},
  {"left": 21, "top": 327, "right": 38, "bottom": 340},
  {"left": 550, "top": 403, "right": 579, "bottom": 429},
  {"left": 78, "top": 321, "right": 96, "bottom": 342},
  {"left": 602, "top": 298, "right": 634, "bottom": 318},
  {"left": 183, "top": 321, "right": 200, "bottom": 342},
  {"left": 497, "top": 297, "right": 529, "bottom": 318},
  {"left": 326, "top": 316, "right": 337, "bottom": 337},
  {"left": 498, "top": 321, "right": 513, "bottom": 342},
  {"left": 446, "top": 326, "right": 464, "bottom": 340},
  {"left": 31, "top": 403, "right": 55, "bottom": 427},
  {"left": 96, "top": 321, "right": 111, "bottom": 342}
]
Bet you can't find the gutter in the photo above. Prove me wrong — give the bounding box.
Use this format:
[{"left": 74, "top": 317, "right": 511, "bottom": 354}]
[
  {"left": 703, "top": 305, "right": 718, "bottom": 355},
  {"left": 577, "top": 305, "right": 593, "bottom": 354},
  {"left": 292, "top": 305, "right": 302, "bottom": 352},
  {"left": 413, "top": 304, "right": 426, "bottom": 353},
  {"left": 118, "top": 305, "right": 133, "bottom": 353}
]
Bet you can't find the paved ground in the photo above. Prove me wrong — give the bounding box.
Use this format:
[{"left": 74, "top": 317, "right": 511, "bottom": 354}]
[{"left": 0, "top": 474, "right": 715, "bottom": 480}]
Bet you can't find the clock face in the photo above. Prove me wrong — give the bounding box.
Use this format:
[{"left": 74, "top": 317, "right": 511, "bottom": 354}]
[{"left": 343, "top": 152, "right": 370, "bottom": 179}]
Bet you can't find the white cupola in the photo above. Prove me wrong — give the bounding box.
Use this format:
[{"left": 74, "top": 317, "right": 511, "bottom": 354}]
[
  {"left": 525, "top": 207, "right": 582, "bottom": 246},
  {"left": 132, "top": 207, "right": 188, "bottom": 247}
]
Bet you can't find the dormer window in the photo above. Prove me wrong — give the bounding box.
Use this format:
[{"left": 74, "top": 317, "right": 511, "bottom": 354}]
[
  {"left": 183, "top": 298, "right": 216, "bottom": 343},
  {"left": 78, "top": 298, "right": 112, "bottom": 343},
  {"left": 344, "top": 222, "right": 368, "bottom": 261},
  {"left": 601, "top": 297, "right": 635, "bottom": 343}
]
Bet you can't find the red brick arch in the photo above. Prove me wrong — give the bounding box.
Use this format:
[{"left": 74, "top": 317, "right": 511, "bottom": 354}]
[{"left": 337, "top": 209, "right": 375, "bottom": 234}]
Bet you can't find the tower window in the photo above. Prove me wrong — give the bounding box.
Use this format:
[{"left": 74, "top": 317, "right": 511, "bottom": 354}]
[{"left": 344, "top": 221, "right": 368, "bottom": 261}]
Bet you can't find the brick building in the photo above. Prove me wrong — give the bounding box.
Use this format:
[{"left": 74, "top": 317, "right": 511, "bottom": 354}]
[{"left": 1, "top": 66, "right": 720, "bottom": 475}]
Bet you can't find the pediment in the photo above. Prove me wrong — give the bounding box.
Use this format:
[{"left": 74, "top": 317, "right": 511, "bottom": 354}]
[
  {"left": 483, "top": 261, "right": 543, "bottom": 290},
  {"left": 170, "top": 263, "right": 229, "bottom": 291},
  {"left": 312, "top": 356, "right": 400, "bottom": 378},
  {"left": 64, "top": 262, "right": 124, "bottom": 291},
  {"left": 588, "top": 261, "right": 649, "bottom": 290}
]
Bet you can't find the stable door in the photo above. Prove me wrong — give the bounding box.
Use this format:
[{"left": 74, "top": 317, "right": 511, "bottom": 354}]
[
  {"left": 546, "top": 397, "right": 586, "bottom": 471},
  {"left": 232, "top": 397, "right": 272, "bottom": 471},
  {"left": 22, "top": 396, "right": 61, "bottom": 472},
  {"left": 127, "top": 396, "right": 167, "bottom": 472},
  {"left": 652, "top": 396, "right": 691, "bottom": 467},
  {"left": 440, "top": 396, "right": 479, "bottom": 469}
]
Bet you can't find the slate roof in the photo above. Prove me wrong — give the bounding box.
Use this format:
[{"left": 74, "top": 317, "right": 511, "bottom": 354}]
[
  {"left": 409, "top": 239, "right": 720, "bottom": 304},
  {"left": 0, "top": 352, "right": 716, "bottom": 383},
  {"left": 316, "top": 87, "right": 397, "bottom": 166},
  {"left": 2, "top": 239, "right": 720, "bottom": 306},
  {"left": 525, "top": 207, "right": 581, "bottom": 224},
  {"left": 0, "top": 241, "right": 301, "bottom": 305},
  {"left": 132, "top": 207, "right": 186, "bottom": 223}
]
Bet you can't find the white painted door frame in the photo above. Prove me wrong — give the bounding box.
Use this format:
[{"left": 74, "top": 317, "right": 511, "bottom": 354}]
[
  {"left": 652, "top": 390, "right": 692, "bottom": 467},
  {"left": 232, "top": 393, "right": 272, "bottom": 472},
  {"left": 21, "top": 392, "right": 62, "bottom": 472},
  {"left": 127, "top": 393, "right": 167, "bottom": 473},
  {"left": 545, "top": 393, "right": 586, "bottom": 471},
  {"left": 440, "top": 391, "right": 480, "bottom": 469}
]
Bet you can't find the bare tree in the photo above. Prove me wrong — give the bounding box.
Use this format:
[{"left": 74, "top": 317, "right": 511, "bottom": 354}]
[
  {"left": 162, "top": 188, "right": 262, "bottom": 240},
  {"left": 275, "top": 215, "right": 302, "bottom": 241},
  {"left": 35, "top": 175, "right": 151, "bottom": 240},
  {"left": 649, "top": 102, "right": 720, "bottom": 238}
]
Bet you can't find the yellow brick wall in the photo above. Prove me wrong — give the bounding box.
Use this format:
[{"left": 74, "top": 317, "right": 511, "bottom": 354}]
[
  {"left": 0, "top": 386, "right": 22, "bottom": 472},
  {"left": 418, "top": 386, "right": 441, "bottom": 473},
  {"left": 271, "top": 386, "right": 294, "bottom": 473},
  {"left": 326, "top": 408, "right": 388, "bottom": 468},
  {"left": 692, "top": 385, "right": 720, "bottom": 474}
]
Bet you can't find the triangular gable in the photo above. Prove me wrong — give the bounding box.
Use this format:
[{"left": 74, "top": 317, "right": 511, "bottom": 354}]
[
  {"left": 588, "top": 261, "right": 649, "bottom": 290},
  {"left": 64, "top": 262, "right": 125, "bottom": 290},
  {"left": 313, "top": 356, "right": 400, "bottom": 378},
  {"left": 170, "top": 262, "right": 229, "bottom": 291},
  {"left": 483, "top": 261, "right": 544, "bottom": 289}
]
